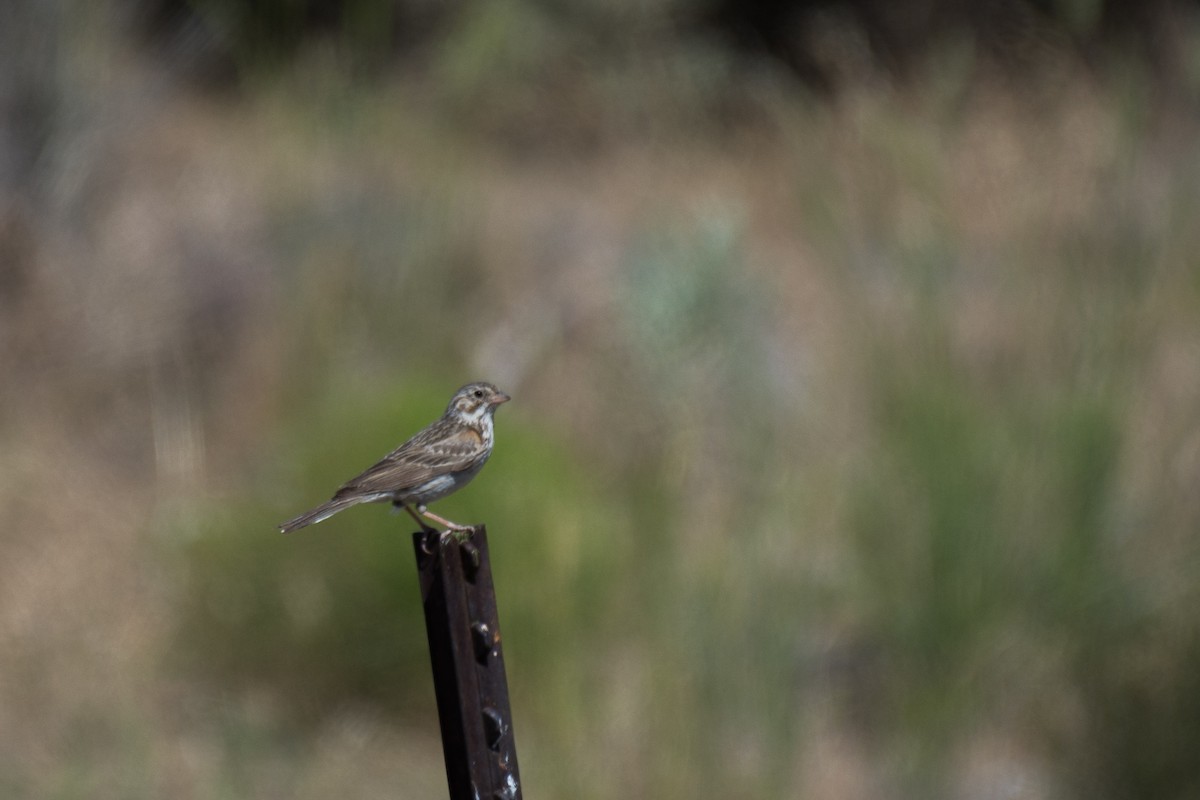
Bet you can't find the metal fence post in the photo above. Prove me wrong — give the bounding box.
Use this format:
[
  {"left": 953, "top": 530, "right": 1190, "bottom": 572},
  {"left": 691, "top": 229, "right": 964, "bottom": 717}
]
[{"left": 413, "top": 525, "right": 523, "bottom": 800}]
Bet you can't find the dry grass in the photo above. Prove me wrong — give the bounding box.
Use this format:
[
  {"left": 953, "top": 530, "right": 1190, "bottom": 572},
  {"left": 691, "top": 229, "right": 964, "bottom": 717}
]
[{"left": 3, "top": 18, "right": 1200, "bottom": 799}]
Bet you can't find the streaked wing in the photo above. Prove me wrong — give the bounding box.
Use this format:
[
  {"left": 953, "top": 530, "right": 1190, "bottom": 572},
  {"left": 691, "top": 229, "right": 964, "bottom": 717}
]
[{"left": 334, "top": 421, "right": 485, "bottom": 498}]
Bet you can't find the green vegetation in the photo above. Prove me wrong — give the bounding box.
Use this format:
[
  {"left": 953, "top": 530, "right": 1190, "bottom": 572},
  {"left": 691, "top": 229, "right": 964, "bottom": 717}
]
[{"left": 3, "top": 3, "right": 1200, "bottom": 799}]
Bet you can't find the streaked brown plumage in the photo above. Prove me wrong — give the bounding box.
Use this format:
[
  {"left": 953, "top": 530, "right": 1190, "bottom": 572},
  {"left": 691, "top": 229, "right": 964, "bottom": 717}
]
[{"left": 279, "top": 382, "right": 509, "bottom": 535}]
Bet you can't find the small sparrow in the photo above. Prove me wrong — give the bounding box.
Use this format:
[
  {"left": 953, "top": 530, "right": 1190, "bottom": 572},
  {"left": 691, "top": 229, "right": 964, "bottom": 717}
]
[{"left": 279, "top": 382, "right": 510, "bottom": 537}]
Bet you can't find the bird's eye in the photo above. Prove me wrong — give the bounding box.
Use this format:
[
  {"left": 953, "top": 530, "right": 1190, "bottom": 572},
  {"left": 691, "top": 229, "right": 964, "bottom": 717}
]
[{"left": 473, "top": 389, "right": 484, "bottom": 398}]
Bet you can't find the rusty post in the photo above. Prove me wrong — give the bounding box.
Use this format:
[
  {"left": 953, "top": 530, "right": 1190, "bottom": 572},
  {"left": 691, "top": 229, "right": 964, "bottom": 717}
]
[{"left": 413, "top": 525, "right": 523, "bottom": 800}]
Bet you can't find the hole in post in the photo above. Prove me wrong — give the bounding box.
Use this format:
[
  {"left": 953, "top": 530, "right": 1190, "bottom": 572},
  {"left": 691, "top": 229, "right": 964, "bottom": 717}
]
[
  {"left": 471, "top": 622, "right": 493, "bottom": 663},
  {"left": 460, "top": 541, "right": 481, "bottom": 579},
  {"left": 482, "top": 707, "right": 506, "bottom": 750}
]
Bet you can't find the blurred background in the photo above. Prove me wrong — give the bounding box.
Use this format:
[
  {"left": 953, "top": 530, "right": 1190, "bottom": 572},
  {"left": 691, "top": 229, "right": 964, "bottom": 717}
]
[{"left": 3, "top": 0, "right": 1200, "bottom": 797}]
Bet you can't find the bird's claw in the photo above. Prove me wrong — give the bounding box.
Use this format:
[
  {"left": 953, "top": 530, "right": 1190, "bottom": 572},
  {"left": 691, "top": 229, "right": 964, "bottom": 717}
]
[{"left": 438, "top": 526, "right": 476, "bottom": 546}]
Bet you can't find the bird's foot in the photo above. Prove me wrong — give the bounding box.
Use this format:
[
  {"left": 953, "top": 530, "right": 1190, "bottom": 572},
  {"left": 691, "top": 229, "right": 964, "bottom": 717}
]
[
  {"left": 418, "top": 505, "right": 475, "bottom": 542},
  {"left": 438, "top": 526, "right": 477, "bottom": 546}
]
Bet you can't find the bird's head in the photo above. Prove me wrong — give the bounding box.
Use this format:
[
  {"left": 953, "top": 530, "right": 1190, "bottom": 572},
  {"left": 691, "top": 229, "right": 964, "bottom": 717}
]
[{"left": 447, "top": 382, "right": 510, "bottom": 423}]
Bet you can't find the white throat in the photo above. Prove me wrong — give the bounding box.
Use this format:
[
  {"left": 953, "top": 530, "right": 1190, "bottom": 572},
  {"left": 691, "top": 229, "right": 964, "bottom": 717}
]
[{"left": 477, "top": 411, "right": 495, "bottom": 446}]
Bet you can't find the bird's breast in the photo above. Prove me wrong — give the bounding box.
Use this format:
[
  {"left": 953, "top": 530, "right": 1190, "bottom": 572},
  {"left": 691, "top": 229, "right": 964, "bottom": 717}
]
[{"left": 401, "top": 456, "right": 488, "bottom": 505}]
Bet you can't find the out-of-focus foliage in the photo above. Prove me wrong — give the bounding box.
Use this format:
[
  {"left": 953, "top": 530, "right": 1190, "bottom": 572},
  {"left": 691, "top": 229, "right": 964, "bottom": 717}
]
[
  {"left": 135, "top": 0, "right": 1200, "bottom": 91},
  {"left": 4, "top": 1, "right": 1200, "bottom": 799},
  {"left": 173, "top": 375, "right": 635, "bottom": 722}
]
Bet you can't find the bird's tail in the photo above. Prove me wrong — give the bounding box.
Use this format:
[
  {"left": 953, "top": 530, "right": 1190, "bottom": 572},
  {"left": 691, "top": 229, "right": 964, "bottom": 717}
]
[{"left": 279, "top": 496, "right": 363, "bottom": 533}]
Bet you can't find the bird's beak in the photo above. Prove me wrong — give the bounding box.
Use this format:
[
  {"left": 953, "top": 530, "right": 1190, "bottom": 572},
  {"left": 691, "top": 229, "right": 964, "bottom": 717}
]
[{"left": 492, "top": 392, "right": 511, "bottom": 406}]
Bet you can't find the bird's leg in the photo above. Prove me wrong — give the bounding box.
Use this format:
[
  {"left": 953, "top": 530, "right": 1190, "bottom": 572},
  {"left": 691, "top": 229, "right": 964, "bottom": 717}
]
[
  {"left": 398, "top": 503, "right": 442, "bottom": 553},
  {"left": 417, "top": 505, "right": 475, "bottom": 544},
  {"left": 396, "top": 502, "right": 436, "bottom": 534}
]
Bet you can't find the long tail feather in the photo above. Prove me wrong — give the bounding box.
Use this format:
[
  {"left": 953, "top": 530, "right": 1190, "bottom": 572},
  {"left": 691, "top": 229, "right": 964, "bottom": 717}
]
[{"left": 279, "top": 496, "right": 363, "bottom": 533}]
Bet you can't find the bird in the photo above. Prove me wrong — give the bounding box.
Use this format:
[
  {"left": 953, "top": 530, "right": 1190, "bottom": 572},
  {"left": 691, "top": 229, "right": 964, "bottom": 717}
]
[{"left": 279, "top": 382, "right": 510, "bottom": 539}]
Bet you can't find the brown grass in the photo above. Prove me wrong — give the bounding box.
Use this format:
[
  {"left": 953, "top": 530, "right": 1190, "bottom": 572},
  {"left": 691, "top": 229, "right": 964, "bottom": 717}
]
[{"left": 3, "top": 25, "right": 1200, "bottom": 798}]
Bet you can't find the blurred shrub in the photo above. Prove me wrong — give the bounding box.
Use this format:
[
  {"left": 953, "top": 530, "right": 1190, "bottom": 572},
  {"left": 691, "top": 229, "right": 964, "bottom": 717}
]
[
  {"left": 170, "top": 375, "right": 633, "bottom": 724},
  {"left": 171, "top": 380, "right": 443, "bottom": 719},
  {"left": 31, "top": 8, "right": 1200, "bottom": 795},
  {"left": 848, "top": 334, "right": 1128, "bottom": 760},
  {"left": 153, "top": 0, "right": 427, "bottom": 73},
  {"left": 621, "top": 209, "right": 779, "bottom": 493},
  {"left": 131, "top": 0, "right": 1200, "bottom": 100},
  {"left": 805, "top": 98, "right": 1200, "bottom": 794}
]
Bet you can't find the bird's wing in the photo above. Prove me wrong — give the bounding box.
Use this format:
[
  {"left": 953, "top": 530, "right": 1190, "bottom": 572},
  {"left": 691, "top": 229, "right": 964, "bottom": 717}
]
[{"left": 334, "top": 423, "right": 485, "bottom": 498}]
